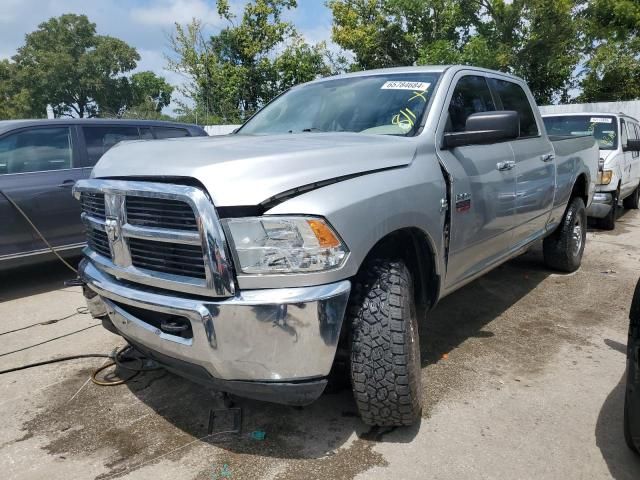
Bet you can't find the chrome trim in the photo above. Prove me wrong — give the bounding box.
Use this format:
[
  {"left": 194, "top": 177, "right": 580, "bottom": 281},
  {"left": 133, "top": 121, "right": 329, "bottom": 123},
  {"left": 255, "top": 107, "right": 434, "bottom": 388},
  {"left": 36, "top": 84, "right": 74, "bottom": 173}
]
[
  {"left": 0, "top": 242, "right": 85, "bottom": 261},
  {"left": 80, "top": 260, "right": 351, "bottom": 381},
  {"left": 74, "top": 179, "right": 235, "bottom": 297}
]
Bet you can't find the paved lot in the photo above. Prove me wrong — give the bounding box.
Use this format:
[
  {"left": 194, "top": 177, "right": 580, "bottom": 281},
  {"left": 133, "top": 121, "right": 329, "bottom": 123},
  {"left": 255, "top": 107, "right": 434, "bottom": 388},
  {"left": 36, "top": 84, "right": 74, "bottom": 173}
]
[{"left": 2, "top": 211, "right": 640, "bottom": 479}]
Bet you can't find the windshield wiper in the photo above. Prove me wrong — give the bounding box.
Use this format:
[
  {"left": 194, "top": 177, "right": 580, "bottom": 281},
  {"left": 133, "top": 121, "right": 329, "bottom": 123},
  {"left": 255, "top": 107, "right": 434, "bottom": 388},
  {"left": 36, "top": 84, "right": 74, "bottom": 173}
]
[{"left": 287, "top": 127, "right": 325, "bottom": 133}]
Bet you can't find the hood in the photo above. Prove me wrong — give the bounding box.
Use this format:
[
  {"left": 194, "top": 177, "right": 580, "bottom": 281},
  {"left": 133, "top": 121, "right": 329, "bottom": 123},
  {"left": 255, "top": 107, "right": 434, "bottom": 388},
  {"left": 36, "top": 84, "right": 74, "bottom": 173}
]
[{"left": 92, "top": 133, "right": 417, "bottom": 206}]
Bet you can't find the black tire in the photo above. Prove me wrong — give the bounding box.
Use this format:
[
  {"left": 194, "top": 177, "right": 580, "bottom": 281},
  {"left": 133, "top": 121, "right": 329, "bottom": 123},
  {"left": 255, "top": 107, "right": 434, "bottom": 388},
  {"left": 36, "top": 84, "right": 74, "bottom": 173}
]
[
  {"left": 625, "top": 279, "right": 640, "bottom": 454},
  {"left": 624, "top": 185, "right": 640, "bottom": 210},
  {"left": 348, "top": 259, "right": 422, "bottom": 426},
  {"left": 598, "top": 190, "right": 618, "bottom": 230},
  {"left": 543, "top": 197, "right": 586, "bottom": 273}
]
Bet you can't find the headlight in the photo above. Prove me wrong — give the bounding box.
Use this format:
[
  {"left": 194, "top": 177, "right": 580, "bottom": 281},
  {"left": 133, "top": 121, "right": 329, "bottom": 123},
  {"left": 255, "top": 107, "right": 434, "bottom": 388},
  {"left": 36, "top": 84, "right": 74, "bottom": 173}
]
[
  {"left": 598, "top": 169, "right": 613, "bottom": 185},
  {"left": 225, "top": 216, "right": 348, "bottom": 274}
]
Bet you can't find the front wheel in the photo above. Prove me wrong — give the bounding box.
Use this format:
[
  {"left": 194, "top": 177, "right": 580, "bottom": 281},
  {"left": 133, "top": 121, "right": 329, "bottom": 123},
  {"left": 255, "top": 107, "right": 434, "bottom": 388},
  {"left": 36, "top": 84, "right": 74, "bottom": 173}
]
[
  {"left": 348, "top": 259, "right": 422, "bottom": 426},
  {"left": 598, "top": 190, "right": 618, "bottom": 230},
  {"left": 543, "top": 197, "right": 586, "bottom": 273}
]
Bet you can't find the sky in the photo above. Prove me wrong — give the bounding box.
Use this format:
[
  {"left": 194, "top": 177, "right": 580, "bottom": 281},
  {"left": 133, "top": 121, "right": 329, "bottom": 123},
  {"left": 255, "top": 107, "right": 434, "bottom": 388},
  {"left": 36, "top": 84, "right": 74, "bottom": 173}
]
[{"left": 0, "top": 0, "right": 335, "bottom": 113}]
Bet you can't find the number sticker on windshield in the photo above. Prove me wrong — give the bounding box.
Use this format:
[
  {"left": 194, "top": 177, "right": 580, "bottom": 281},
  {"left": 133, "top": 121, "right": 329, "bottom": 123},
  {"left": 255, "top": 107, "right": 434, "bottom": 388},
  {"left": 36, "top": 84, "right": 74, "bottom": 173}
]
[
  {"left": 590, "top": 117, "right": 612, "bottom": 123},
  {"left": 381, "top": 81, "right": 430, "bottom": 91}
]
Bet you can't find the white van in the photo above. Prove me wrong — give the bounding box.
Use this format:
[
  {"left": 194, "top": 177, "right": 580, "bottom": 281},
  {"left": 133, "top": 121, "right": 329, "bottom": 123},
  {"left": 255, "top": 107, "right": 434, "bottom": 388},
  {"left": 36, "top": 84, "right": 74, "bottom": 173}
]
[{"left": 543, "top": 112, "right": 640, "bottom": 229}]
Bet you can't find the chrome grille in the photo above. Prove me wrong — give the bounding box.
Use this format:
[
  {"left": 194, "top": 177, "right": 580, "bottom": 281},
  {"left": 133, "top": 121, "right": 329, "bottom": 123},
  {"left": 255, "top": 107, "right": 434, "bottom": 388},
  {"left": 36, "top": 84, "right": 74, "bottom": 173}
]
[
  {"left": 126, "top": 196, "right": 198, "bottom": 231},
  {"left": 87, "top": 229, "right": 111, "bottom": 258},
  {"left": 80, "top": 192, "right": 106, "bottom": 219},
  {"left": 129, "top": 237, "right": 206, "bottom": 279},
  {"left": 73, "top": 179, "right": 235, "bottom": 297}
]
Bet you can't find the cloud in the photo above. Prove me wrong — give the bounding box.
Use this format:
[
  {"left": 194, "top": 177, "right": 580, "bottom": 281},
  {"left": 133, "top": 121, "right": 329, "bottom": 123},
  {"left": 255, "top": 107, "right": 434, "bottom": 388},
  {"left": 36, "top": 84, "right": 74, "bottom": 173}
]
[{"left": 130, "top": 0, "right": 224, "bottom": 27}]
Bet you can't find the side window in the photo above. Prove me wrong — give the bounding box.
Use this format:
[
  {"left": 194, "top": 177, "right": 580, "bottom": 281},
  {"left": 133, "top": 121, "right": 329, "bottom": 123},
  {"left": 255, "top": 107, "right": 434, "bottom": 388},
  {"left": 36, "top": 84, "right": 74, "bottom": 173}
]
[
  {"left": 0, "top": 127, "right": 72, "bottom": 175},
  {"left": 154, "top": 127, "right": 190, "bottom": 139},
  {"left": 83, "top": 126, "right": 140, "bottom": 166},
  {"left": 621, "top": 119, "right": 629, "bottom": 149},
  {"left": 139, "top": 127, "right": 154, "bottom": 139},
  {"left": 489, "top": 79, "right": 539, "bottom": 137},
  {"left": 446, "top": 76, "right": 496, "bottom": 133},
  {"left": 630, "top": 122, "right": 639, "bottom": 157}
]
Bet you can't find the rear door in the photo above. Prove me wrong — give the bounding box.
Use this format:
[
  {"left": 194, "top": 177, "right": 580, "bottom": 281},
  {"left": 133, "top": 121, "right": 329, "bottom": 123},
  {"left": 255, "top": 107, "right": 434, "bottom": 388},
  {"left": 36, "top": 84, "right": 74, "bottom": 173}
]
[
  {"left": 489, "top": 78, "right": 555, "bottom": 244},
  {"left": 437, "top": 73, "right": 517, "bottom": 288},
  {"left": 0, "top": 125, "right": 83, "bottom": 257}
]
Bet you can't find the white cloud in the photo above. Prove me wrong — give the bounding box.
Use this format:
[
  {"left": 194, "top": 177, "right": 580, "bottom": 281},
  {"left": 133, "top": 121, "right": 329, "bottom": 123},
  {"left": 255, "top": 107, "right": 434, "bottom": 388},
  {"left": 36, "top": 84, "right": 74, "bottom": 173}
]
[{"left": 130, "top": 0, "right": 224, "bottom": 27}]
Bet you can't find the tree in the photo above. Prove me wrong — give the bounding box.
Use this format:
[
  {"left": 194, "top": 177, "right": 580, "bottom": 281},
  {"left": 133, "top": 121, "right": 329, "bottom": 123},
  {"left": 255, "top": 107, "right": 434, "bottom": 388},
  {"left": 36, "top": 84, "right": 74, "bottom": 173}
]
[
  {"left": 13, "top": 14, "right": 140, "bottom": 117},
  {"left": 167, "top": 0, "right": 334, "bottom": 123},
  {"left": 579, "top": 0, "right": 640, "bottom": 102},
  {"left": 329, "top": 0, "right": 580, "bottom": 104},
  {"left": 0, "top": 60, "right": 35, "bottom": 120}
]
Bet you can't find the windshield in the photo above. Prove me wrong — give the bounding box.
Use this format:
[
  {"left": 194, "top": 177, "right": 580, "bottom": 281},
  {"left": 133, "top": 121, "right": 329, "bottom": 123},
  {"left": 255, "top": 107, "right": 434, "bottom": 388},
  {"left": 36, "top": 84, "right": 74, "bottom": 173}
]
[
  {"left": 238, "top": 73, "right": 441, "bottom": 136},
  {"left": 543, "top": 115, "right": 618, "bottom": 150}
]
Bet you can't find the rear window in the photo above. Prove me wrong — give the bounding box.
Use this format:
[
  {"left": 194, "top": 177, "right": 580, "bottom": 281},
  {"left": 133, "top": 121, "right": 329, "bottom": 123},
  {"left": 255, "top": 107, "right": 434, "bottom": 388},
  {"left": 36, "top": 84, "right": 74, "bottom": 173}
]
[
  {"left": 154, "top": 127, "right": 190, "bottom": 139},
  {"left": 83, "top": 126, "right": 140, "bottom": 165},
  {"left": 543, "top": 115, "right": 618, "bottom": 150},
  {"left": 489, "top": 79, "right": 539, "bottom": 137}
]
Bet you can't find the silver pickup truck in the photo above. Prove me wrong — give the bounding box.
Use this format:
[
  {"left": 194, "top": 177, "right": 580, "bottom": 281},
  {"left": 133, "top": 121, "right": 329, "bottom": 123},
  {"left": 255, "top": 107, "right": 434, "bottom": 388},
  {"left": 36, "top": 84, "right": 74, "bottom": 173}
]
[{"left": 74, "top": 66, "right": 598, "bottom": 427}]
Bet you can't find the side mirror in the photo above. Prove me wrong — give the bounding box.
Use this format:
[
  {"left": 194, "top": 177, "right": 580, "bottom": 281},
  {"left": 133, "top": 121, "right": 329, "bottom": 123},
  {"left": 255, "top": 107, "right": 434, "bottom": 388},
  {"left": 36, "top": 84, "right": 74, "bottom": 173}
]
[
  {"left": 442, "top": 110, "right": 520, "bottom": 149},
  {"left": 625, "top": 139, "right": 640, "bottom": 152}
]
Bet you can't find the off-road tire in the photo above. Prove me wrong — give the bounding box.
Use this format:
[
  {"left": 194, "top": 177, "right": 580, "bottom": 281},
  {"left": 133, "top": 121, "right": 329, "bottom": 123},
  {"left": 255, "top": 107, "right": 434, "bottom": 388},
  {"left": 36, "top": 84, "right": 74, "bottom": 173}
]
[
  {"left": 624, "top": 185, "right": 640, "bottom": 210},
  {"left": 348, "top": 259, "right": 422, "bottom": 426},
  {"left": 625, "top": 279, "right": 640, "bottom": 454},
  {"left": 598, "top": 190, "right": 618, "bottom": 230},
  {"left": 543, "top": 197, "right": 586, "bottom": 273}
]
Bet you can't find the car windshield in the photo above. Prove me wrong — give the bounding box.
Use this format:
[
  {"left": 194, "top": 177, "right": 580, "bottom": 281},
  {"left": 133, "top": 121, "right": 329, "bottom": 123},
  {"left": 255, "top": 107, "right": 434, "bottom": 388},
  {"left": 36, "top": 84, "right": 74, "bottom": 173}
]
[
  {"left": 238, "top": 73, "right": 441, "bottom": 136},
  {"left": 543, "top": 115, "right": 618, "bottom": 150}
]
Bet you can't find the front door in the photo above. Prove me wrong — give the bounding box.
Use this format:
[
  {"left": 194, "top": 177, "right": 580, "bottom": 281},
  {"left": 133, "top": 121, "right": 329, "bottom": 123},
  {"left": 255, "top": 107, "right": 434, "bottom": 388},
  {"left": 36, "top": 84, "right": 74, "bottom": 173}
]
[
  {"left": 0, "top": 126, "right": 84, "bottom": 257},
  {"left": 437, "top": 74, "right": 517, "bottom": 289}
]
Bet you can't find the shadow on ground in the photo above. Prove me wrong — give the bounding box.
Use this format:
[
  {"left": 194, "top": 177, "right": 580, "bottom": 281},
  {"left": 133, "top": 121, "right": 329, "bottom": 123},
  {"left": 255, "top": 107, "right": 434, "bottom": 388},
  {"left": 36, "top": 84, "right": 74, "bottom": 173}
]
[
  {"left": 0, "top": 257, "right": 81, "bottom": 303},
  {"left": 596, "top": 367, "right": 640, "bottom": 479}
]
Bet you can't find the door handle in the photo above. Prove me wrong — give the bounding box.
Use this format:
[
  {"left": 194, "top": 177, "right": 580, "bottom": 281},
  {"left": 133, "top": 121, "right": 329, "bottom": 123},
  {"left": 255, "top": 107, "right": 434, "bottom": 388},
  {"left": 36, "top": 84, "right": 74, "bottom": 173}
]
[
  {"left": 57, "top": 179, "right": 75, "bottom": 188},
  {"left": 496, "top": 161, "right": 515, "bottom": 171},
  {"left": 541, "top": 153, "right": 555, "bottom": 162}
]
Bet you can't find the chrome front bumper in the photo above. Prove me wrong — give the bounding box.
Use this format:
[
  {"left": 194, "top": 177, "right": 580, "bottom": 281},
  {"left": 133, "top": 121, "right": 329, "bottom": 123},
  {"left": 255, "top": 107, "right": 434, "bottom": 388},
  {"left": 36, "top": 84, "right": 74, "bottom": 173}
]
[
  {"left": 80, "top": 260, "right": 350, "bottom": 404},
  {"left": 587, "top": 192, "right": 614, "bottom": 218}
]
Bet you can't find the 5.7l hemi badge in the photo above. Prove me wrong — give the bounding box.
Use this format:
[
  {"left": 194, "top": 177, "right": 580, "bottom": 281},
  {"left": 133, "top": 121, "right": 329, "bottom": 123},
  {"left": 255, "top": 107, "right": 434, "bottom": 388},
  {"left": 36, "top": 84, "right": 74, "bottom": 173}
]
[{"left": 455, "top": 192, "right": 471, "bottom": 212}]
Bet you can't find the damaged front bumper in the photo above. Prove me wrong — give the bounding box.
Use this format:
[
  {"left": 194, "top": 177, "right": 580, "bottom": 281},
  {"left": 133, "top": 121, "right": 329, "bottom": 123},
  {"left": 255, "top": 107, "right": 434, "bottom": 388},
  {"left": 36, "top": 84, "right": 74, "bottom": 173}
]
[{"left": 80, "top": 259, "right": 350, "bottom": 405}]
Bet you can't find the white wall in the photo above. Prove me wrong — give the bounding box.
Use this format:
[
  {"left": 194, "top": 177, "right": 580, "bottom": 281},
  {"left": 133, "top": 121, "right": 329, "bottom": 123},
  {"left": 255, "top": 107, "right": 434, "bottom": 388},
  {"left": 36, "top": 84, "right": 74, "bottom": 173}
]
[
  {"left": 540, "top": 101, "right": 640, "bottom": 121},
  {"left": 203, "top": 125, "right": 240, "bottom": 136}
]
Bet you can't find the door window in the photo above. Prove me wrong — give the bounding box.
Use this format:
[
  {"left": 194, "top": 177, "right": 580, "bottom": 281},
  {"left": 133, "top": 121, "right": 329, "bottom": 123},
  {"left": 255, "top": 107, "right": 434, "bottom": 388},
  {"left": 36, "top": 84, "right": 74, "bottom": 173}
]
[
  {"left": 139, "top": 127, "right": 154, "bottom": 139},
  {"left": 489, "top": 79, "right": 539, "bottom": 137},
  {"left": 446, "top": 76, "right": 496, "bottom": 133},
  {"left": 629, "top": 122, "right": 639, "bottom": 158},
  {"left": 0, "top": 127, "right": 72, "bottom": 175},
  {"left": 83, "top": 126, "right": 140, "bottom": 166},
  {"left": 620, "top": 119, "right": 629, "bottom": 149},
  {"left": 153, "top": 127, "right": 190, "bottom": 139}
]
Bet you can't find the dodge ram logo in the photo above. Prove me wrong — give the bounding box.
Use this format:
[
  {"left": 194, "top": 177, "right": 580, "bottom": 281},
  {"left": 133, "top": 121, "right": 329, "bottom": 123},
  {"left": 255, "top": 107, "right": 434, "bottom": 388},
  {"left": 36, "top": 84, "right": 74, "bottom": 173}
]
[{"left": 105, "top": 217, "right": 120, "bottom": 243}]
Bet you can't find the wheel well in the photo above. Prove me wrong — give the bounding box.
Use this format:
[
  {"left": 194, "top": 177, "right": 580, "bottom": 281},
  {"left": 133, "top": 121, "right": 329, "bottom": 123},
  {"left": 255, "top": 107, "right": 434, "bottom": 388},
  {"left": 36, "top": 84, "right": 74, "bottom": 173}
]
[
  {"left": 361, "top": 228, "right": 439, "bottom": 312},
  {"left": 571, "top": 173, "right": 588, "bottom": 204}
]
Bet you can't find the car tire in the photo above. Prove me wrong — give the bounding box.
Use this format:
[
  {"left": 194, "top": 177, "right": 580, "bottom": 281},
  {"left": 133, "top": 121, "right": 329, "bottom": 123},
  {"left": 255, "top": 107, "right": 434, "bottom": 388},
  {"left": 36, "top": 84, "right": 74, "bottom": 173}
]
[
  {"left": 598, "top": 190, "right": 618, "bottom": 230},
  {"left": 623, "top": 185, "right": 640, "bottom": 210},
  {"left": 348, "top": 258, "right": 422, "bottom": 426},
  {"left": 543, "top": 196, "right": 587, "bottom": 273},
  {"left": 625, "top": 278, "right": 640, "bottom": 454}
]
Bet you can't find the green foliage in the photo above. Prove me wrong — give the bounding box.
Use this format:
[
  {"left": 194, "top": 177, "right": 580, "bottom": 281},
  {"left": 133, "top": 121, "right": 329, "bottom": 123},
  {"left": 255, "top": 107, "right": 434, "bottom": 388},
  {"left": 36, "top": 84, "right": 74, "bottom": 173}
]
[
  {"left": 0, "top": 60, "right": 36, "bottom": 120},
  {"left": 580, "top": 0, "right": 640, "bottom": 102},
  {"left": 4, "top": 14, "right": 175, "bottom": 119},
  {"left": 167, "top": 0, "right": 335, "bottom": 123}
]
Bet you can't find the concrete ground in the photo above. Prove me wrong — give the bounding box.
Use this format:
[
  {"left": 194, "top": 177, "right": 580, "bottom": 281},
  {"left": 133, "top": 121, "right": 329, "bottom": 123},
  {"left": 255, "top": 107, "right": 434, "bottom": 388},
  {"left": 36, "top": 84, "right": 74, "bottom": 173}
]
[{"left": 2, "top": 211, "right": 640, "bottom": 480}]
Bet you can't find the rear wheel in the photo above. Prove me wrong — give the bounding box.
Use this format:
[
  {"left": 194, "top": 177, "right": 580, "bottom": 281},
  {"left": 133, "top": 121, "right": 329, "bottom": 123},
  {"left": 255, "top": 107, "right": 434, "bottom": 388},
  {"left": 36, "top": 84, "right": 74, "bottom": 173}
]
[
  {"left": 348, "top": 259, "right": 422, "bottom": 426},
  {"left": 624, "top": 185, "right": 640, "bottom": 210},
  {"left": 543, "top": 197, "right": 586, "bottom": 273}
]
